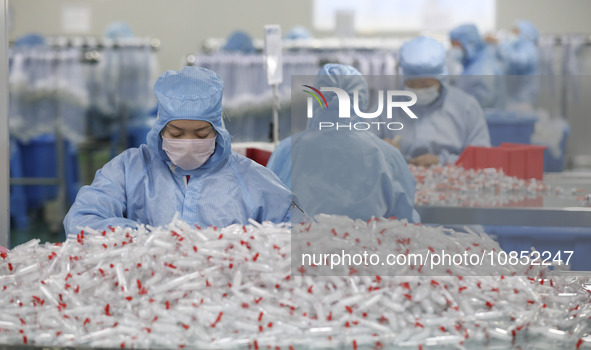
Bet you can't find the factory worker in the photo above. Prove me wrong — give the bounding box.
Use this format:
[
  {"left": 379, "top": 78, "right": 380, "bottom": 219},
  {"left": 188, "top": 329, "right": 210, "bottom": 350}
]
[
  {"left": 64, "top": 67, "right": 294, "bottom": 235},
  {"left": 104, "top": 21, "right": 134, "bottom": 39},
  {"left": 14, "top": 33, "right": 46, "bottom": 47},
  {"left": 378, "top": 36, "right": 490, "bottom": 166},
  {"left": 267, "top": 64, "right": 419, "bottom": 222},
  {"left": 449, "top": 24, "right": 504, "bottom": 109},
  {"left": 495, "top": 20, "right": 540, "bottom": 109},
  {"left": 284, "top": 26, "right": 313, "bottom": 40},
  {"left": 223, "top": 31, "right": 256, "bottom": 53}
]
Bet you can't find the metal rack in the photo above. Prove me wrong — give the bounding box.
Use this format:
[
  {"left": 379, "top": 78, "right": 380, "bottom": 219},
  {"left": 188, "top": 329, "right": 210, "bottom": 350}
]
[
  {"left": 200, "top": 36, "right": 408, "bottom": 54},
  {"left": 1, "top": 0, "right": 9, "bottom": 248},
  {"left": 69, "top": 36, "right": 160, "bottom": 157},
  {"left": 7, "top": 43, "right": 80, "bottom": 236},
  {"left": 7, "top": 36, "right": 160, "bottom": 237},
  {"left": 417, "top": 172, "right": 591, "bottom": 227}
]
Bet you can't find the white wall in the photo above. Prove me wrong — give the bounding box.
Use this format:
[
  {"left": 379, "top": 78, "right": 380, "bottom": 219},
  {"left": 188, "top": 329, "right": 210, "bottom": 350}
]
[
  {"left": 494, "top": 0, "right": 591, "bottom": 166},
  {"left": 8, "top": 0, "right": 591, "bottom": 72},
  {"left": 496, "top": 0, "right": 591, "bottom": 34},
  {"left": 8, "top": 0, "right": 314, "bottom": 72}
]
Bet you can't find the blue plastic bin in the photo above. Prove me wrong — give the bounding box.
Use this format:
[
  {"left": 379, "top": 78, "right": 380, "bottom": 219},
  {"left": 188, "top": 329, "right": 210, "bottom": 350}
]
[
  {"left": 485, "top": 226, "right": 591, "bottom": 271},
  {"left": 9, "top": 139, "right": 29, "bottom": 229},
  {"left": 110, "top": 112, "right": 156, "bottom": 154},
  {"left": 128, "top": 109, "right": 156, "bottom": 148},
  {"left": 541, "top": 125, "right": 570, "bottom": 172},
  {"left": 127, "top": 125, "right": 151, "bottom": 148},
  {"left": 484, "top": 110, "right": 538, "bottom": 147},
  {"left": 17, "top": 134, "right": 80, "bottom": 210}
]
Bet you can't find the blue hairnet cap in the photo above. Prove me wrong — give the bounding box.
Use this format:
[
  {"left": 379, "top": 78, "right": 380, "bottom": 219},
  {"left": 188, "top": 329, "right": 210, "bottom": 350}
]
[
  {"left": 285, "top": 26, "right": 312, "bottom": 40},
  {"left": 306, "top": 63, "right": 369, "bottom": 129},
  {"left": 104, "top": 21, "right": 134, "bottom": 39},
  {"left": 223, "top": 31, "right": 256, "bottom": 53},
  {"left": 153, "top": 66, "right": 223, "bottom": 122},
  {"left": 148, "top": 66, "right": 231, "bottom": 171},
  {"left": 314, "top": 63, "right": 368, "bottom": 111},
  {"left": 14, "top": 33, "right": 46, "bottom": 47},
  {"left": 515, "top": 20, "right": 539, "bottom": 42},
  {"left": 449, "top": 24, "right": 484, "bottom": 63},
  {"left": 399, "top": 36, "right": 447, "bottom": 77}
]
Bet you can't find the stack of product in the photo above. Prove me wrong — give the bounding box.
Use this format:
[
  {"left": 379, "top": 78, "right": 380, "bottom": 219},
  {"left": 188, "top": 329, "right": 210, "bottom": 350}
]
[
  {"left": 1, "top": 215, "right": 589, "bottom": 349},
  {"left": 411, "top": 165, "right": 588, "bottom": 207}
]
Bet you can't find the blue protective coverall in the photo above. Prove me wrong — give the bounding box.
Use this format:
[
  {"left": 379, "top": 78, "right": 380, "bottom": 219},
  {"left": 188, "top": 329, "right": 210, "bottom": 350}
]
[
  {"left": 497, "top": 20, "right": 540, "bottom": 107},
  {"left": 449, "top": 24, "right": 504, "bottom": 108},
  {"left": 64, "top": 67, "right": 292, "bottom": 235},
  {"left": 377, "top": 36, "right": 490, "bottom": 165},
  {"left": 266, "top": 64, "right": 419, "bottom": 222},
  {"left": 377, "top": 84, "right": 491, "bottom": 166}
]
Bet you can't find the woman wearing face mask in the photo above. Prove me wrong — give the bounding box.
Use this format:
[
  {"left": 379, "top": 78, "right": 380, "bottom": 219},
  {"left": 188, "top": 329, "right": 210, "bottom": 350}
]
[
  {"left": 379, "top": 36, "right": 491, "bottom": 167},
  {"left": 64, "top": 67, "right": 295, "bottom": 236}
]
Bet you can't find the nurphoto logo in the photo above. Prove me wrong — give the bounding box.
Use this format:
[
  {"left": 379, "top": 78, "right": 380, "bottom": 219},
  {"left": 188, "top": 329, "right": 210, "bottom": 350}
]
[{"left": 303, "top": 86, "right": 418, "bottom": 131}]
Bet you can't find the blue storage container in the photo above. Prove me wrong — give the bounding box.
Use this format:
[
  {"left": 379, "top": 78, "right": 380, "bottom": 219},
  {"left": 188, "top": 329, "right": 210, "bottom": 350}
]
[
  {"left": 541, "top": 125, "right": 570, "bottom": 172},
  {"left": 110, "top": 125, "right": 150, "bottom": 150},
  {"left": 485, "top": 226, "right": 591, "bottom": 271},
  {"left": 17, "top": 134, "right": 80, "bottom": 211},
  {"left": 9, "top": 139, "right": 29, "bottom": 229},
  {"left": 110, "top": 116, "right": 154, "bottom": 157},
  {"left": 128, "top": 109, "right": 156, "bottom": 148},
  {"left": 484, "top": 110, "right": 538, "bottom": 147}
]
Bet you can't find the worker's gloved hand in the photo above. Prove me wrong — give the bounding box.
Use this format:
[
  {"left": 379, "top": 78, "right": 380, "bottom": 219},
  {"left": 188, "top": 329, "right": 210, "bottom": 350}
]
[
  {"left": 0, "top": 245, "right": 8, "bottom": 254},
  {"left": 409, "top": 154, "right": 439, "bottom": 167}
]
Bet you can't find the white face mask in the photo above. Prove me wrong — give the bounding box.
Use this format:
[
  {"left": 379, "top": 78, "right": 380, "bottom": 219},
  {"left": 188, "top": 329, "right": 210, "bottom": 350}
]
[
  {"left": 162, "top": 136, "right": 216, "bottom": 170},
  {"left": 406, "top": 85, "right": 440, "bottom": 106},
  {"left": 448, "top": 46, "right": 464, "bottom": 63},
  {"left": 507, "top": 32, "right": 519, "bottom": 43}
]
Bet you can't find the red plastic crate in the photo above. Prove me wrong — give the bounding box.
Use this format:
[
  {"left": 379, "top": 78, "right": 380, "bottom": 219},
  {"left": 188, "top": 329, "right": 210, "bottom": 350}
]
[
  {"left": 499, "top": 143, "right": 546, "bottom": 180},
  {"left": 245, "top": 148, "right": 273, "bottom": 166},
  {"left": 456, "top": 144, "right": 546, "bottom": 180}
]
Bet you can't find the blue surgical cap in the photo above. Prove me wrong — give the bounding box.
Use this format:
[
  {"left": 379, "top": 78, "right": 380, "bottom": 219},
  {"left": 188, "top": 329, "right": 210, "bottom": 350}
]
[
  {"left": 285, "top": 26, "right": 312, "bottom": 40},
  {"left": 153, "top": 66, "right": 223, "bottom": 122},
  {"left": 148, "top": 66, "right": 231, "bottom": 170},
  {"left": 104, "top": 21, "right": 134, "bottom": 39},
  {"left": 399, "top": 36, "right": 447, "bottom": 77},
  {"left": 14, "top": 33, "right": 46, "bottom": 47},
  {"left": 449, "top": 24, "right": 484, "bottom": 64},
  {"left": 314, "top": 63, "right": 369, "bottom": 112},
  {"left": 307, "top": 64, "right": 369, "bottom": 129},
  {"left": 515, "top": 20, "right": 539, "bottom": 42},
  {"left": 223, "top": 31, "right": 256, "bottom": 53}
]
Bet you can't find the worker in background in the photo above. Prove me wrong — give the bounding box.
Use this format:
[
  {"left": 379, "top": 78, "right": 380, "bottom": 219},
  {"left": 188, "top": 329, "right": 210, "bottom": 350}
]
[
  {"left": 64, "top": 67, "right": 295, "bottom": 236},
  {"left": 377, "top": 36, "right": 490, "bottom": 166},
  {"left": 222, "top": 30, "right": 256, "bottom": 53},
  {"left": 449, "top": 24, "right": 504, "bottom": 109},
  {"left": 284, "top": 26, "right": 313, "bottom": 40},
  {"left": 13, "top": 33, "right": 46, "bottom": 47},
  {"left": 104, "top": 21, "right": 134, "bottom": 39},
  {"left": 495, "top": 20, "right": 540, "bottom": 110},
  {"left": 266, "top": 64, "right": 419, "bottom": 223}
]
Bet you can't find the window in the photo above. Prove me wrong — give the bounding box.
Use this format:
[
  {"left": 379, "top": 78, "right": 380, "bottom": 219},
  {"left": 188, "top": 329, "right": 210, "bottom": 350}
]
[{"left": 313, "top": 0, "right": 496, "bottom": 34}]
